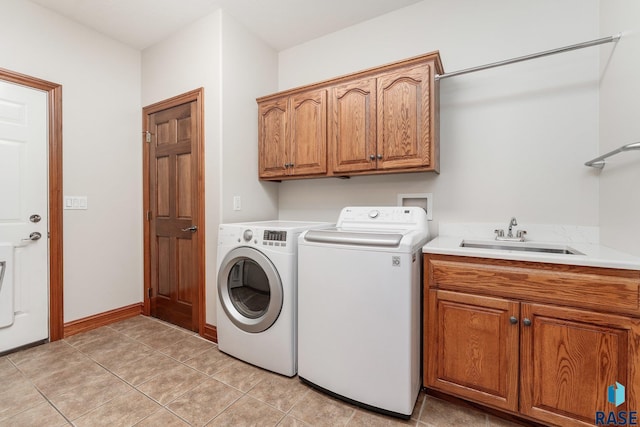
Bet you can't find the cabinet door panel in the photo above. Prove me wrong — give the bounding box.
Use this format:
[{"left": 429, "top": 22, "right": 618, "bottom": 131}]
[
  {"left": 330, "top": 78, "right": 376, "bottom": 173},
  {"left": 377, "top": 63, "right": 432, "bottom": 170},
  {"left": 258, "top": 97, "right": 288, "bottom": 178},
  {"left": 289, "top": 89, "right": 327, "bottom": 176},
  {"left": 427, "top": 290, "right": 519, "bottom": 411},
  {"left": 520, "top": 303, "right": 638, "bottom": 427}
]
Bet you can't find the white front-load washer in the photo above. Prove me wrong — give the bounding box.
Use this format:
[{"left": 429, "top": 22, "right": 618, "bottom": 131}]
[{"left": 216, "top": 220, "right": 332, "bottom": 377}]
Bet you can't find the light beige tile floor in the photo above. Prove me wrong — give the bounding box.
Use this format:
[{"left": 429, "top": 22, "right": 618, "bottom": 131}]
[{"left": 0, "top": 316, "right": 524, "bottom": 426}]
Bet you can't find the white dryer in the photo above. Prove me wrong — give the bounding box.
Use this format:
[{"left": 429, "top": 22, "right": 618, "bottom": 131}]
[{"left": 216, "top": 220, "right": 332, "bottom": 377}]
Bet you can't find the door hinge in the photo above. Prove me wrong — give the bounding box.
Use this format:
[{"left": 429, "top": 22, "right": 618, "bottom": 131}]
[
  {"left": 146, "top": 211, "right": 152, "bottom": 221},
  {"left": 143, "top": 131, "right": 152, "bottom": 143}
]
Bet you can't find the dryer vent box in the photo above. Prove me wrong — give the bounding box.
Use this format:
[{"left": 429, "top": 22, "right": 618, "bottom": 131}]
[{"left": 397, "top": 193, "right": 433, "bottom": 220}]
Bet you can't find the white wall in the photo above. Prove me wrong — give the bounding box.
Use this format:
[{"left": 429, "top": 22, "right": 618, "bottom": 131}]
[
  {"left": 599, "top": 0, "right": 640, "bottom": 257},
  {"left": 276, "top": 0, "right": 601, "bottom": 240},
  {"left": 220, "top": 12, "right": 279, "bottom": 223},
  {"left": 142, "top": 10, "right": 279, "bottom": 325},
  {"left": 0, "top": 0, "right": 142, "bottom": 322}
]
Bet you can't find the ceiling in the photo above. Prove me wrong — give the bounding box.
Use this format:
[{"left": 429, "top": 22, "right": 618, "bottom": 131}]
[{"left": 27, "top": 0, "right": 422, "bottom": 51}]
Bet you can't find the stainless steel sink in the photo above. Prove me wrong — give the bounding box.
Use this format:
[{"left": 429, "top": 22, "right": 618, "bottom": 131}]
[{"left": 459, "top": 240, "right": 584, "bottom": 255}]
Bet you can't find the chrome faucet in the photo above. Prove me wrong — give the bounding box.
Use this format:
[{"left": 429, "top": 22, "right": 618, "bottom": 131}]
[
  {"left": 495, "top": 217, "right": 527, "bottom": 242},
  {"left": 507, "top": 217, "right": 517, "bottom": 238}
]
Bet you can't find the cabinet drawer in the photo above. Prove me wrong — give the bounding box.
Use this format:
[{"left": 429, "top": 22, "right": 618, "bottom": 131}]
[{"left": 426, "top": 255, "right": 640, "bottom": 316}]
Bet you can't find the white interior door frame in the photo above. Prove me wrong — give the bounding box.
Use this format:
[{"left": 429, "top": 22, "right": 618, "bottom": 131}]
[{"left": 0, "top": 68, "right": 63, "bottom": 342}]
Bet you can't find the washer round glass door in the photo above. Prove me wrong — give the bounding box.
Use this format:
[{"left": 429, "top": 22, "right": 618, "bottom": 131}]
[{"left": 217, "top": 247, "right": 283, "bottom": 333}]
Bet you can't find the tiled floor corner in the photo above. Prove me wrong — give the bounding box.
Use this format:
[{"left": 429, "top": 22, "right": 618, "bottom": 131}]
[{"left": 0, "top": 316, "right": 523, "bottom": 426}]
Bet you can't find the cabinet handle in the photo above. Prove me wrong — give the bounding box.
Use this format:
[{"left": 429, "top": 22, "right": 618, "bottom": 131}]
[
  {"left": 523, "top": 318, "right": 532, "bottom": 326},
  {"left": 290, "top": 163, "right": 294, "bottom": 168},
  {"left": 369, "top": 154, "right": 376, "bottom": 161},
  {"left": 377, "top": 154, "right": 383, "bottom": 160},
  {"left": 284, "top": 163, "right": 289, "bottom": 168},
  {"left": 509, "top": 316, "right": 518, "bottom": 325}
]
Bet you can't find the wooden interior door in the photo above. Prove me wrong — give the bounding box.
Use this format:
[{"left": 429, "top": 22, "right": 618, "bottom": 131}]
[{"left": 146, "top": 94, "right": 202, "bottom": 332}]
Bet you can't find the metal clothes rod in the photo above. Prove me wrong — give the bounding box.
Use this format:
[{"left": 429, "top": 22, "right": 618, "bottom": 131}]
[
  {"left": 585, "top": 141, "right": 640, "bottom": 169},
  {"left": 436, "top": 34, "right": 621, "bottom": 80}
]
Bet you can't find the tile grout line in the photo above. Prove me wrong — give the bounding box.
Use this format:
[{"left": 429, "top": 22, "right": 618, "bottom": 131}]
[{"left": 5, "top": 354, "right": 74, "bottom": 426}]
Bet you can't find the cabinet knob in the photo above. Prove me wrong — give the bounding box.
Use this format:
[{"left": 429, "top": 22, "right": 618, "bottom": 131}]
[
  {"left": 290, "top": 163, "right": 294, "bottom": 168},
  {"left": 284, "top": 163, "right": 289, "bottom": 168},
  {"left": 509, "top": 316, "right": 518, "bottom": 325},
  {"left": 369, "top": 154, "right": 376, "bottom": 161},
  {"left": 523, "top": 318, "right": 532, "bottom": 327},
  {"left": 377, "top": 154, "right": 383, "bottom": 160}
]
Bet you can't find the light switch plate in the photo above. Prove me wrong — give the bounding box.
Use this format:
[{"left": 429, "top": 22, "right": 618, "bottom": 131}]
[{"left": 64, "top": 196, "right": 88, "bottom": 210}]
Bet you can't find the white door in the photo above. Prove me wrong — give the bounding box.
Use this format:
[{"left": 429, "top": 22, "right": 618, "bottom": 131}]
[{"left": 0, "top": 80, "right": 49, "bottom": 353}]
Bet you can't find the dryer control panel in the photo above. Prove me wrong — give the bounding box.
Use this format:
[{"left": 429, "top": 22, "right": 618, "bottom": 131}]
[{"left": 264, "top": 230, "right": 287, "bottom": 242}]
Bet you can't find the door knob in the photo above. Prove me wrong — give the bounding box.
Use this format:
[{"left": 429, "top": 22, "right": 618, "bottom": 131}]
[
  {"left": 22, "top": 232, "right": 42, "bottom": 241},
  {"left": 30, "top": 214, "right": 42, "bottom": 223},
  {"left": 181, "top": 226, "right": 198, "bottom": 232}
]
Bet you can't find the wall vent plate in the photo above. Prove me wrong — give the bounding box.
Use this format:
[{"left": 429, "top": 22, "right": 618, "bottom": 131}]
[{"left": 397, "top": 193, "right": 433, "bottom": 220}]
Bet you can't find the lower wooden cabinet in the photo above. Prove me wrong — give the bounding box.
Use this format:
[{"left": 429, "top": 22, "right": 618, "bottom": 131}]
[
  {"left": 520, "top": 303, "right": 635, "bottom": 426},
  {"left": 426, "top": 290, "right": 520, "bottom": 412},
  {"left": 424, "top": 254, "right": 640, "bottom": 427}
]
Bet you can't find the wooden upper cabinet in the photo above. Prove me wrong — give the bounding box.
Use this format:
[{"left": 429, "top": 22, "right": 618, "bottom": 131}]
[
  {"left": 289, "top": 89, "right": 327, "bottom": 176},
  {"left": 330, "top": 78, "right": 377, "bottom": 174},
  {"left": 258, "top": 89, "right": 327, "bottom": 179},
  {"left": 257, "top": 51, "right": 444, "bottom": 180},
  {"left": 258, "top": 97, "right": 288, "bottom": 179},
  {"left": 377, "top": 63, "right": 435, "bottom": 171}
]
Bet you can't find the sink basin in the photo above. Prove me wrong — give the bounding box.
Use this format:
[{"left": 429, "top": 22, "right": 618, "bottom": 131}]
[{"left": 460, "top": 240, "right": 584, "bottom": 255}]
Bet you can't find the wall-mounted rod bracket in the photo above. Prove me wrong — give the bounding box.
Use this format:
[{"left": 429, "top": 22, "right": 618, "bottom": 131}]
[
  {"left": 436, "top": 34, "right": 621, "bottom": 80},
  {"left": 585, "top": 141, "right": 640, "bottom": 169}
]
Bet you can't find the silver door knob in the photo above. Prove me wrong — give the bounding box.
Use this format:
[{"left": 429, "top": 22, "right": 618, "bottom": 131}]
[
  {"left": 181, "top": 226, "right": 198, "bottom": 232},
  {"left": 30, "top": 214, "right": 42, "bottom": 223},
  {"left": 22, "top": 232, "right": 42, "bottom": 241}
]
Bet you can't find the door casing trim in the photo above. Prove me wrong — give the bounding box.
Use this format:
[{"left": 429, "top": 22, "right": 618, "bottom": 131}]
[
  {"left": 0, "top": 68, "right": 64, "bottom": 341},
  {"left": 142, "top": 88, "right": 205, "bottom": 334}
]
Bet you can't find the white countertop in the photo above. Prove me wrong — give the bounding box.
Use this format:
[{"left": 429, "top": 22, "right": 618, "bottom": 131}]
[{"left": 422, "top": 223, "right": 640, "bottom": 271}]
